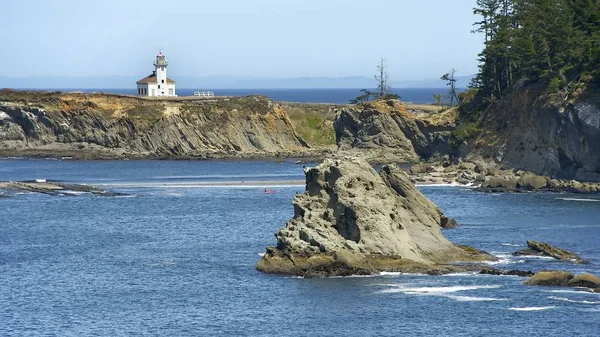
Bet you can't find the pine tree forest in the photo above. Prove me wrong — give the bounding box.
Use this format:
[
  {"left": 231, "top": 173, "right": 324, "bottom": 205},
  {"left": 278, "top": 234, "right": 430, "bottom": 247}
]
[{"left": 471, "top": 0, "right": 600, "bottom": 102}]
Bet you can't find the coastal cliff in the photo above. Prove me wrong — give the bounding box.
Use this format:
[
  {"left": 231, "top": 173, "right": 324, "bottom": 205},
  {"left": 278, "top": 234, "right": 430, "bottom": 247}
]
[
  {"left": 0, "top": 90, "right": 325, "bottom": 159},
  {"left": 466, "top": 85, "right": 600, "bottom": 182},
  {"left": 334, "top": 100, "right": 455, "bottom": 163},
  {"left": 256, "top": 156, "right": 490, "bottom": 277}
]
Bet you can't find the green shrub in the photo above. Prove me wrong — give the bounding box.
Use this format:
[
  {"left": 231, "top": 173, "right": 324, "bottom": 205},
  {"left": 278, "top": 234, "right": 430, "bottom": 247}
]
[
  {"left": 549, "top": 77, "right": 561, "bottom": 93},
  {"left": 450, "top": 122, "right": 481, "bottom": 147}
]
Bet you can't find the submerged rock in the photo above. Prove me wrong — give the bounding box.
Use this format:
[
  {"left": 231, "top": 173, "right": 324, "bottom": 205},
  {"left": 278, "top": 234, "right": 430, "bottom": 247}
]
[
  {"left": 256, "top": 156, "right": 491, "bottom": 277},
  {"left": 514, "top": 240, "right": 585, "bottom": 264}
]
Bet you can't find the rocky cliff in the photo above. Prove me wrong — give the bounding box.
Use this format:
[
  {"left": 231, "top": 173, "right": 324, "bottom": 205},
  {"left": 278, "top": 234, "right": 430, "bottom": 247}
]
[
  {"left": 467, "top": 85, "right": 600, "bottom": 182},
  {"left": 0, "top": 90, "right": 320, "bottom": 159},
  {"left": 256, "top": 156, "right": 490, "bottom": 277},
  {"left": 334, "top": 100, "right": 455, "bottom": 163}
]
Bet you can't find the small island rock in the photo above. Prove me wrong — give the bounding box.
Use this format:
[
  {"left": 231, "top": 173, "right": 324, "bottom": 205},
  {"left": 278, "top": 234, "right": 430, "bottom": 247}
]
[
  {"left": 514, "top": 240, "right": 585, "bottom": 264},
  {"left": 256, "top": 156, "right": 491, "bottom": 277},
  {"left": 568, "top": 273, "right": 600, "bottom": 289},
  {"left": 523, "top": 270, "right": 574, "bottom": 286}
]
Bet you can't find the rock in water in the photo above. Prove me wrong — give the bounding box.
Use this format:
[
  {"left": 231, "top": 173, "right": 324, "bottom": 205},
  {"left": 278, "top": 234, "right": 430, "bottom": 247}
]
[
  {"left": 568, "top": 273, "right": 600, "bottom": 289},
  {"left": 256, "top": 156, "right": 488, "bottom": 277},
  {"left": 523, "top": 271, "right": 575, "bottom": 287},
  {"left": 514, "top": 240, "right": 585, "bottom": 264},
  {"left": 440, "top": 216, "right": 459, "bottom": 229}
]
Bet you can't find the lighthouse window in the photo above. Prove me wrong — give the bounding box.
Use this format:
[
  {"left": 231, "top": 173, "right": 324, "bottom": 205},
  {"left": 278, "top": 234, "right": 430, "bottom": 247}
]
[
  {"left": 161, "top": 79, "right": 164, "bottom": 84},
  {"left": 158, "top": 85, "right": 161, "bottom": 89}
]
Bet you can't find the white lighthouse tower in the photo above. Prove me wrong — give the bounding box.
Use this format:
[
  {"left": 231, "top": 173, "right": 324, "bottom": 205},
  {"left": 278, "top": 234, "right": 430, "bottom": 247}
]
[{"left": 136, "top": 51, "right": 177, "bottom": 97}]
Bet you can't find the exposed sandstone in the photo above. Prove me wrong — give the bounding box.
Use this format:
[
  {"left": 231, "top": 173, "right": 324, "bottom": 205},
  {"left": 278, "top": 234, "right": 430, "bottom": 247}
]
[{"left": 256, "top": 156, "right": 492, "bottom": 277}]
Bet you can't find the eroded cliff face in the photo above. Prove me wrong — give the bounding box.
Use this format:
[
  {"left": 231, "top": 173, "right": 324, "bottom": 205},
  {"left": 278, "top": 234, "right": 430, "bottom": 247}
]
[
  {"left": 0, "top": 91, "right": 312, "bottom": 158},
  {"left": 469, "top": 87, "right": 600, "bottom": 181},
  {"left": 334, "top": 100, "right": 455, "bottom": 163}
]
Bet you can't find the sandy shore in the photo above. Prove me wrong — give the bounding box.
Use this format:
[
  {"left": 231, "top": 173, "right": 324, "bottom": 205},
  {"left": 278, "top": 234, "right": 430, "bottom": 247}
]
[{"left": 101, "top": 180, "right": 305, "bottom": 188}]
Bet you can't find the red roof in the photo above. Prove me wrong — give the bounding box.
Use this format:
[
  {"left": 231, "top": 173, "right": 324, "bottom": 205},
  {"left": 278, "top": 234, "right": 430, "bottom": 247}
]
[{"left": 136, "top": 73, "right": 176, "bottom": 84}]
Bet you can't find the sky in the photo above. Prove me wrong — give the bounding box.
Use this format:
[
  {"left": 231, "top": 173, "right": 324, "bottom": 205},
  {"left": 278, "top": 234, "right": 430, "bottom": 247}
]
[{"left": 3, "top": 0, "right": 483, "bottom": 80}]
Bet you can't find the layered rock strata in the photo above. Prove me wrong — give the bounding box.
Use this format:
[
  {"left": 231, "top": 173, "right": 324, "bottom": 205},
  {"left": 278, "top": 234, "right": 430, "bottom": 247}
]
[
  {"left": 0, "top": 91, "right": 318, "bottom": 159},
  {"left": 256, "top": 156, "right": 491, "bottom": 277},
  {"left": 334, "top": 100, "right": 455, "bottom": 164}
]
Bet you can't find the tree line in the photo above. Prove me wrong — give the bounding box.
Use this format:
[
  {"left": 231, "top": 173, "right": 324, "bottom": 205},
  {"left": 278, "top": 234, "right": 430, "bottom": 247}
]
[{"left": 471, "top": 0, "right": 600, "bottom": 102}]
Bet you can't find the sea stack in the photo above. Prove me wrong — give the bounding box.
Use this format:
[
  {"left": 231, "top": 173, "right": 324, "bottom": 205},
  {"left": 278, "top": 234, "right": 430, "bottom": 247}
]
[{"left": 256, "top": 156, "right": 490, "bottom": 277}]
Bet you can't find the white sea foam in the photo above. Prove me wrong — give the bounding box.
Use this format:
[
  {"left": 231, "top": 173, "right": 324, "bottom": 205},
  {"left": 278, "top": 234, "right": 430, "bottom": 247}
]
[
  {"left": 35, "top": 179, "right": 47, "bottom": 183},
  {"left": 486, "top": 253, "right": 524, "bottom": 265},
  {"left": 508, "top": 306, "right": 557, "bottom": 311},
  {"left": 442, "top": 272, "right": 480, "bottom": 277},
  {"left": 257, "top": 253, "right": 265, "bottom": 257},
  {"left": 445, "top": 295, "right": 506, "bottom": 302},
  {"left": 60, "top": 190, "right": 88, "bottom": 196},
  {"left": 377, "top": 284, "right": 505, "bottom": 302},
  {"left": 549, "top": 296, "right": 600, "bottom": 305},
  {"left": 556, "top": 197, "right": 600, "bottom": 202},
  {"left": 502, "top": 243, "right": 522, "bottom": 247},
  {"left": 518, "top": 255, "right": 556, "bottom": 260},
  {"left": 378, "top": 272, "right": 405, "bottom": 276},
  {"left": 378, "top": 284, "right": 501, "bottom": 294},
  {"left": 377, "top": 271, "right": 430, "bottom": 276},
  {"left": 544, "top": 289, "right": 600, "bottom": 296}
]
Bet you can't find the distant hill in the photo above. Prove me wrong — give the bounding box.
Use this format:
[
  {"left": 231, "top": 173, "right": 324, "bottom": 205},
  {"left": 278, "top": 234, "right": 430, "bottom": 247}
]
[{"left": 0, "top": 74, "right": 474, "bottom": 89}]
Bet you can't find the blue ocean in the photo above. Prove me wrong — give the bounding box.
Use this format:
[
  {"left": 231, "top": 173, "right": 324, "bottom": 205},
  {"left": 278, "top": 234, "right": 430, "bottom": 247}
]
[
  {"left": 1, "top": 159, "right": 599, "bottom": 336},
  {"left": 35, "top": 88, "right": 456, "bottom": 105}
]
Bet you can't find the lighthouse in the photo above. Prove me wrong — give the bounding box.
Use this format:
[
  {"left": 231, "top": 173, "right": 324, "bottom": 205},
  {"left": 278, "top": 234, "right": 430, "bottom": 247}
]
[{"left": 136, "top": 51, "right": 177, "bottom": 97}]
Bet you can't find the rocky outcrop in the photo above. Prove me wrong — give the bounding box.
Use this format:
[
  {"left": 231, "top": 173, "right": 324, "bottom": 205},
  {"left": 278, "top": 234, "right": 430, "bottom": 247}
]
[
  {"left": 523, "top": 271, "right": 575, "bottom": 287},
  {"left": 256, "top": 156, "right": 492, "bottom": 277},
  {"left": 568, "top": 274, "right": 600, "bottom": 289},
  {"left": 0, "top": 90, "right": 321, "bottom": 159},
  {"left": 440, "top": 216, "right": 459, "bottom": 229},
  {"left": 523, "top": 271, "right": 600, "bottom": 291},
  {"left": 334, "top": 100, "right": 455, "bottom": 163},
  {"left": 407, "top": 159, "right": 600, "bottom": 194},
  {"left": 514, "top": 240, "right": 585, "bottom": 264},
  {"left": 0, "top": 180, "right": 123, "bottom": 196},
  {"left": 468, "top": 85, "right": 600, "bottom": 182},
  {"left": 479, "top": 267, "right": 534, "bottom": 277}
]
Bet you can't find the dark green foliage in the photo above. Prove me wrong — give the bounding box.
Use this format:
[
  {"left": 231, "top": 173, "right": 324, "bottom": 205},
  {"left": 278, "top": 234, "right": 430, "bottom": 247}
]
[
  {"left": 450, "top": 122, "right": 482, "bottom": 147},
  {"left": 471, "top": 0, "right": 600, "bottom": 100}
]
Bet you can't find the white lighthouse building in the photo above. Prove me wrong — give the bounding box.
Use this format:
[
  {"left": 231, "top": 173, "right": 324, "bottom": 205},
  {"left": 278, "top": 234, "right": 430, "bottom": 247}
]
[{"left": 136, "top": 51, "right": 176, "bottom": 97}]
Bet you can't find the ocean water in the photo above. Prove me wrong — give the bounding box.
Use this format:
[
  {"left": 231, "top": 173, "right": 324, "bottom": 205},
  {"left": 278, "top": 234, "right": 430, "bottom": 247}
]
[
  {"left": 1, "top": 159, "right": 600, "bottom": 336},
  {"left": 32, "top": 88, "right": 456, "bottom": 105}
]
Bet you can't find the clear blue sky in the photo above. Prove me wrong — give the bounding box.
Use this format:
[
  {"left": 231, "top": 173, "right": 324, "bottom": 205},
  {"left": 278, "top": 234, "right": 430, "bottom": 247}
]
[{"left": 3, "top": 0, "right": 482, "bottom": 80}]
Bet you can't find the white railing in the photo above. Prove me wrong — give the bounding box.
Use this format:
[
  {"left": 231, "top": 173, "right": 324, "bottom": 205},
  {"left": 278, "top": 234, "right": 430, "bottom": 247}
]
[{"left": 193, "top": 91, "right": 215, "bottom": 97}]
